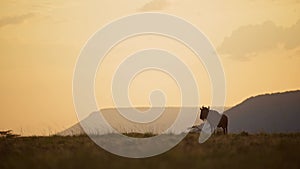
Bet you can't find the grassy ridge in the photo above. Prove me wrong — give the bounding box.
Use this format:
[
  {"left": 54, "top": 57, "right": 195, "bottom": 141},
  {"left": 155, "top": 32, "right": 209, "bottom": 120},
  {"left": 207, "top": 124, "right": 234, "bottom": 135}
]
[{"left": 0, "top": 133, "right": 300, "bottom": 169}]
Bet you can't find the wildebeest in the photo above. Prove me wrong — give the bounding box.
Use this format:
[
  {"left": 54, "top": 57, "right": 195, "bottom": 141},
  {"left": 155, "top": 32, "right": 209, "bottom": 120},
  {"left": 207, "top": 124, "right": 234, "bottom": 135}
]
[{"left": 200, "top": 106, "right": 228, "bottom": 134}]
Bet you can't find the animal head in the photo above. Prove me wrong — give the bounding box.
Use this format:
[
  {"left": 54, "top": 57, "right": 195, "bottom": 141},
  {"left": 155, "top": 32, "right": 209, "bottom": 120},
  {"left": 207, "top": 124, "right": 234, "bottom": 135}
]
[{"left": 200, "top": 106, "right": 210, "bottom": 120}]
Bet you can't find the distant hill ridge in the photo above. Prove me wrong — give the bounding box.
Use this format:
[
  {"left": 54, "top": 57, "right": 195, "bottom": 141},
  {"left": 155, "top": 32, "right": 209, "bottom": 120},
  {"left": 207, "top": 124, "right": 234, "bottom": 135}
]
[
  {"left": 58, "top": 90, "right": 300, "bottom": 135},
  {"left": 235, "top": 90, "right": 300, "bottom": 106},
  {"left": 225, "top": 90, "right": 300, "bottom": 133}
]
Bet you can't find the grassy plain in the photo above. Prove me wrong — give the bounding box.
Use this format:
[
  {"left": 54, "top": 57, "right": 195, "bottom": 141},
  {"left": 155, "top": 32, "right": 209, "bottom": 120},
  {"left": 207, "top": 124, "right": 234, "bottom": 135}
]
[{"left": 0, "top": 133, "right": 299, "bottom": 169}]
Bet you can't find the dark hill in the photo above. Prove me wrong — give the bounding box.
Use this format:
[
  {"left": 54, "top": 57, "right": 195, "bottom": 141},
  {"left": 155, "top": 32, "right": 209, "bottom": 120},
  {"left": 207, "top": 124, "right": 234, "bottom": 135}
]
[{"left": 225, "top": 90, "right": 300, "bottom": 133}]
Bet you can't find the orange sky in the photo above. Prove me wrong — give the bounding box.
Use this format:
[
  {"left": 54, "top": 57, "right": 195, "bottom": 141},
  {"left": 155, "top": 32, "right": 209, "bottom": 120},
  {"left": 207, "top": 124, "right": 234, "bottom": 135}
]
[{"left": 0, "top": 0, "right": 300, "bottom": 135}]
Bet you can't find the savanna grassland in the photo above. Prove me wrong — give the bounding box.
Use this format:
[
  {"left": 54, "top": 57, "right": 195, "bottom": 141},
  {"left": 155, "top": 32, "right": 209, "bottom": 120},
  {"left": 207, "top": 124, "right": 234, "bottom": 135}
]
[{"left": 0, "top": 133, "right": 300, "bottom": 169}]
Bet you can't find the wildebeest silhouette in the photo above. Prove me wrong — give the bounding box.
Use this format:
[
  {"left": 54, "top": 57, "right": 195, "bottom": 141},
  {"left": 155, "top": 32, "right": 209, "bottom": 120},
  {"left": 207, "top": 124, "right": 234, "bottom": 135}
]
[{"left": 200, "top": 106, "right": 228, "bottom": 134}]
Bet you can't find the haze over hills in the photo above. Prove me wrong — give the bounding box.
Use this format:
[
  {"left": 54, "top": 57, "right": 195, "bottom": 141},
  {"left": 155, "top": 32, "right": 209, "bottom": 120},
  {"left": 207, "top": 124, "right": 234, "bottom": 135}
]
[
  {"left": 58, "top": 90, "right": 300, "bottom": 135},
  {"left": 58, "top": 107, "right": 200, "bottom": 136}
]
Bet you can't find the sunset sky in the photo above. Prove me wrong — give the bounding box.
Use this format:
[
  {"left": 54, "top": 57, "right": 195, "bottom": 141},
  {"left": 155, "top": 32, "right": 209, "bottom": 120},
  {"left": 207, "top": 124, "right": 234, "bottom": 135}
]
[{"left": 1, "top": 0, "right": 300, "bottom": 135}]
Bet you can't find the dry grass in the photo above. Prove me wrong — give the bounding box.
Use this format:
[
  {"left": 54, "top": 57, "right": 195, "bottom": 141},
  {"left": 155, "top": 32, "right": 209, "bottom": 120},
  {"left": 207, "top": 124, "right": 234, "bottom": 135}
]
[{"left": 0, "top": 133, "right": 299, "bottom": 169}]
